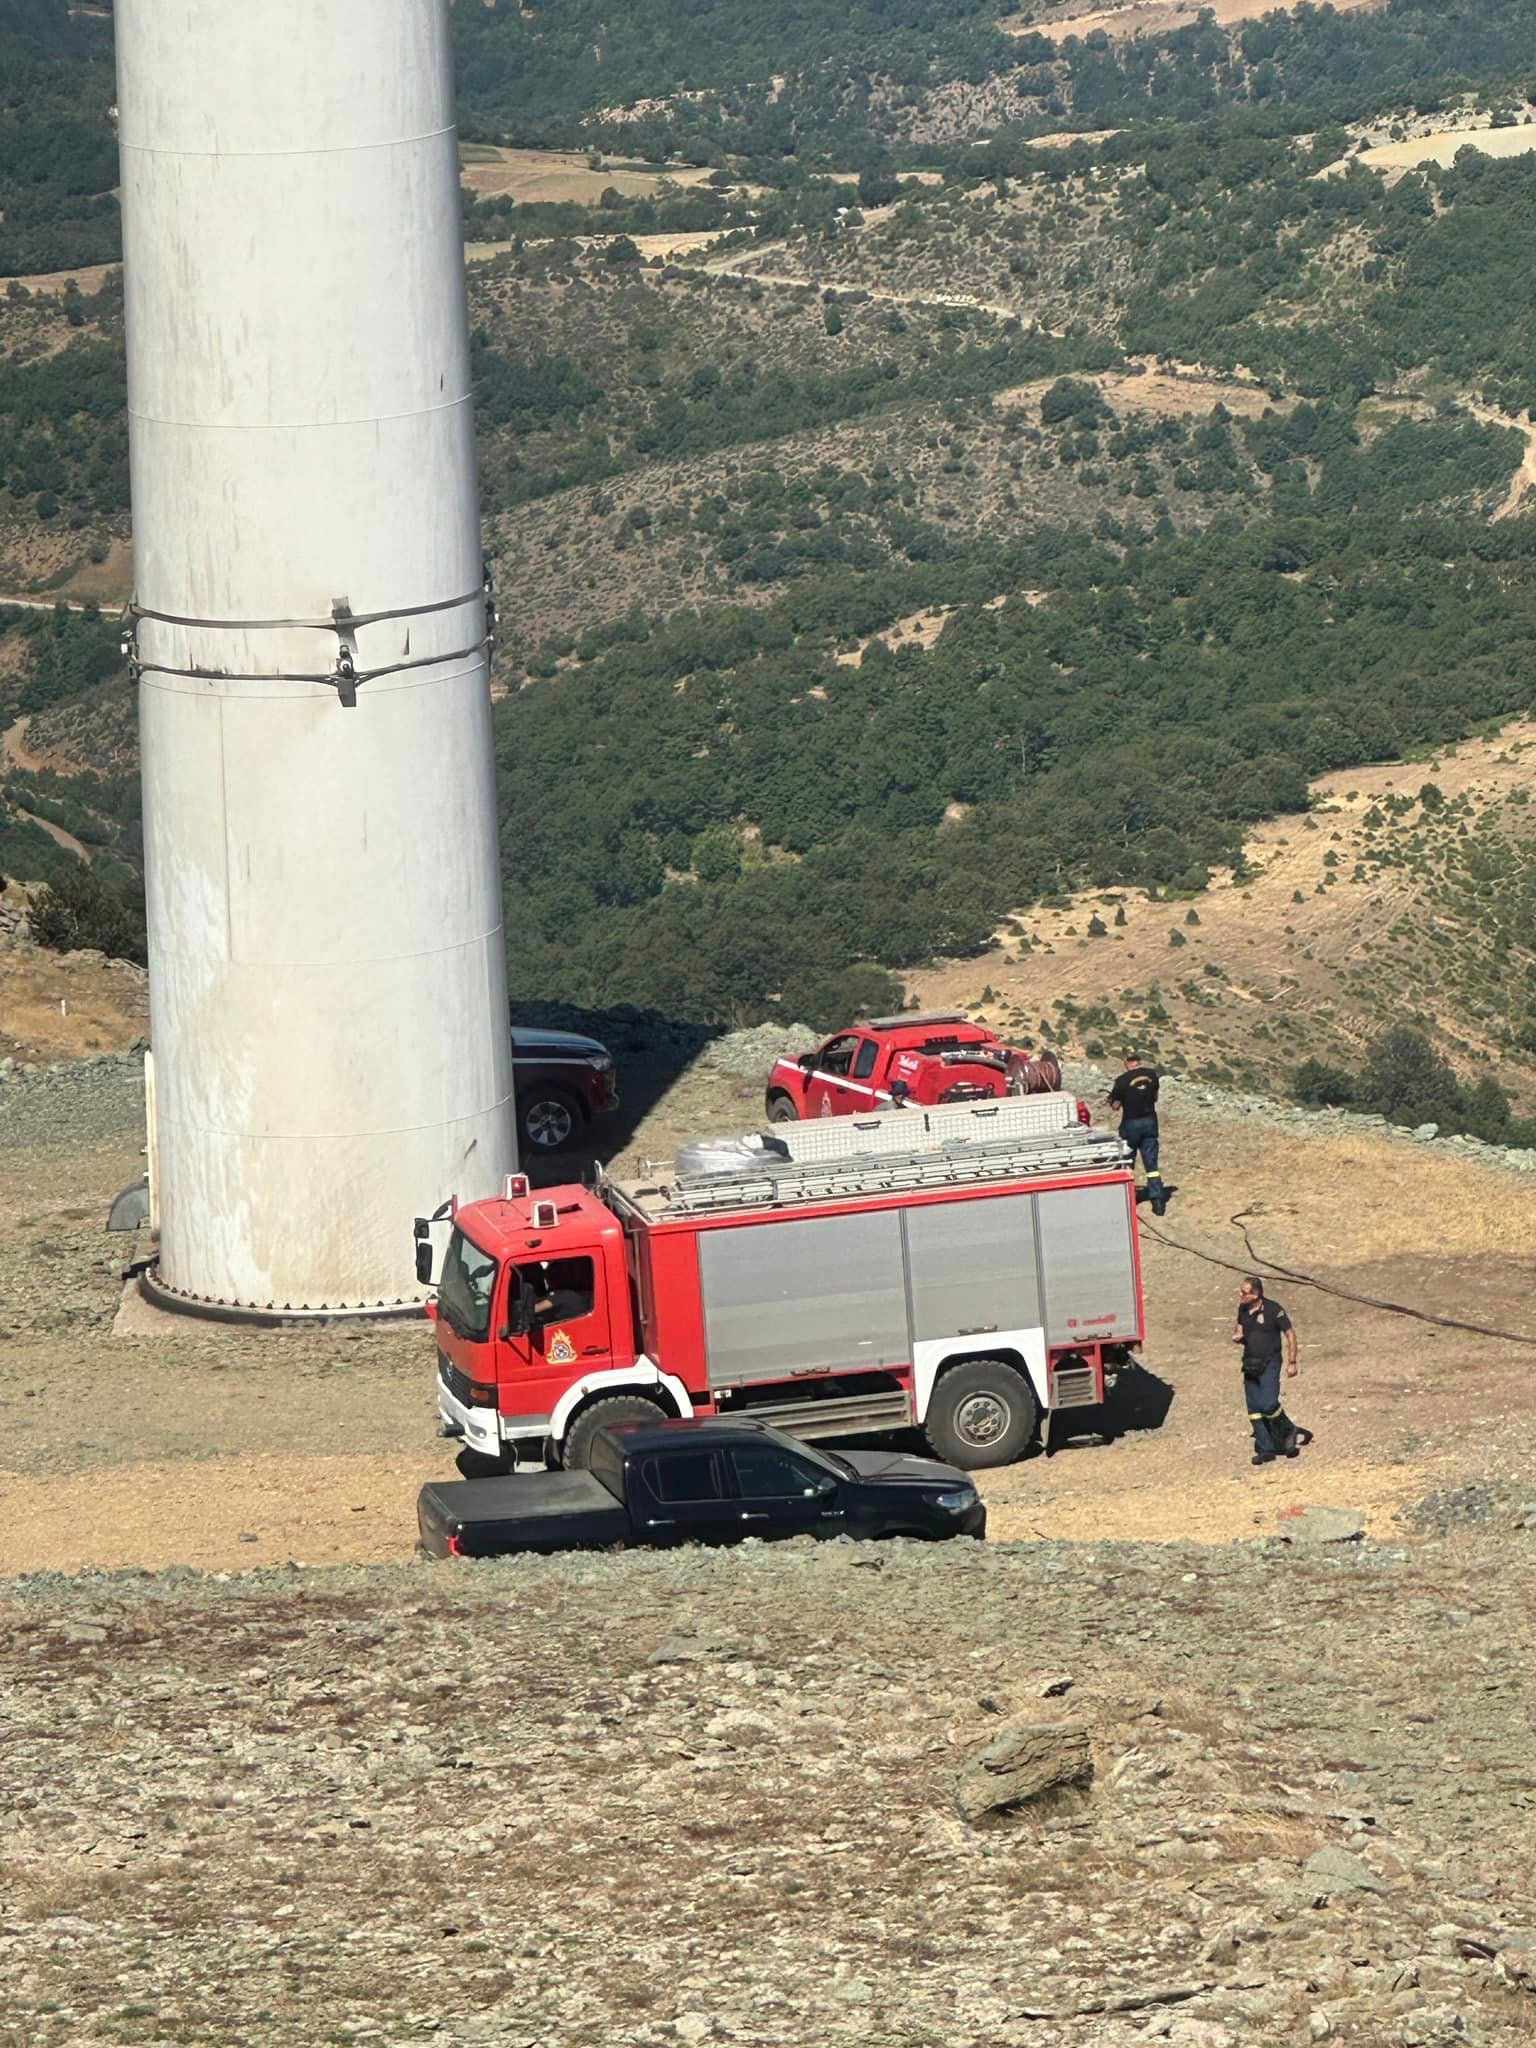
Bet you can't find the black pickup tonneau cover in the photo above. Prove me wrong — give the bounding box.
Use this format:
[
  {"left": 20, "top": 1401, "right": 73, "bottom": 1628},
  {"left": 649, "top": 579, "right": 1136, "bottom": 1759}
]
[{"left": 416, "top": 1469, "right": 627, "bottom": 1558}]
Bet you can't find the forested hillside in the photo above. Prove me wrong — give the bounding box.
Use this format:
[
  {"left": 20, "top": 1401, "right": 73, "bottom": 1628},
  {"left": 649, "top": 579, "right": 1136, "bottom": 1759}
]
[
  {"left": 3, "top": 0, "right": 1536, "bottom": 1093},
  {"left": 0, "top": 0, "right": 117, "bottom": 275}
]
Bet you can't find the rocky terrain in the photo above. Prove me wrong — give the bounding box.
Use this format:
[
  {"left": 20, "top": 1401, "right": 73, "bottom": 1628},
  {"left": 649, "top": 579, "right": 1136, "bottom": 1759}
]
[
  {"left": 7, "top": 1028, "right": 1536, "bottom": 2046},
  {"left": 5, "top": 1523, "right": 1536, "bottom": 2048}
]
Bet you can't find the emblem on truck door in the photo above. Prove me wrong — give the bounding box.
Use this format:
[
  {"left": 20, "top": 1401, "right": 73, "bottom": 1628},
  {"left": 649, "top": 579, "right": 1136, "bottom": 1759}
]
[{"left": 546, "top": 1328, "right": 578, "bottom": 1365}]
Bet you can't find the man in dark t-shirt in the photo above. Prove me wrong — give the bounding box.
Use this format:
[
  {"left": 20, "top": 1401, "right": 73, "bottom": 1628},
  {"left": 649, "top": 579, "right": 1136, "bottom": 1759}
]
[
  {"left": 1108, "top": 1050, "right": 1167, "bottom": 1213},
  {"left": 1233, "top": 1275, "right": 1309, "bottom": 1466}
]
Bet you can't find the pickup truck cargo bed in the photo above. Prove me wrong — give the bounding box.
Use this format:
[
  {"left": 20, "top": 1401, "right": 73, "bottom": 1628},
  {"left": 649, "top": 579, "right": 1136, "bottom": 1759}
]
[{"left": 417, "top": 1469, "right": 627, "bottom": 1558}]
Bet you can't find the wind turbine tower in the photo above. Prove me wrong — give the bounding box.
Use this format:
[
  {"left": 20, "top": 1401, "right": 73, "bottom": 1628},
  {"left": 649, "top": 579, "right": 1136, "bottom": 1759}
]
[{"left": 115, "top": 0, "right": 517, "bottom": 1315}]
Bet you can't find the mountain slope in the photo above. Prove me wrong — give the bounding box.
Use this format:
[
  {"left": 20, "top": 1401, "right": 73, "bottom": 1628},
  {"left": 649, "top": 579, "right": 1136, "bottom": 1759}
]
[{"left": 913, "top": 717, "right": 1536, "bottom": 1107}]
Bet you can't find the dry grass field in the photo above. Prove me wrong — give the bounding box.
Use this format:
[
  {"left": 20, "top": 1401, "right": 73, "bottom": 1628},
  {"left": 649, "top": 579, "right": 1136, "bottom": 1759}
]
[
  {"left": 5, "top": 260, "right": 117, "bottom": 297},
  {"left": 469, "top": 227, "right": 731, "bottom": 267},
  {"left": 996, "top": 361, "right": 1279, "bottom": 422},
  {"left": 911, "top": 719, "right": 1536, "bottom": 1101},
  {"left": 459, "top": 144, "right": 722, "bottom": 205},
  {"left": 0, "top": 928, "right": 147, "bottom": 1065},
  {"left": 1004, "top": 0, "right": 1384, "bottom": 40},
  {"left": 1339, "top": 123, "right": 1536, "bottom": 176}
]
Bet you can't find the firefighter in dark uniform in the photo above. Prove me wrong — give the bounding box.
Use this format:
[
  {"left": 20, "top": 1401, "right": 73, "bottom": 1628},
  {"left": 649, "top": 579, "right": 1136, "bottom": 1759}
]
[
  {"left": 1108, "top": 1049, "right": 1168, "bottom": 1214},
  {"left": 1233, "top": 1275, "right": 1310, "bottom": 1466}
]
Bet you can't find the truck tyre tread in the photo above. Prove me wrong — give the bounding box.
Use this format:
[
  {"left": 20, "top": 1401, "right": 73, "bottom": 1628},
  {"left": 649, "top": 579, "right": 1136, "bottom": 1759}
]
[
  {"left": 560, "top": 1394, "right": 667, "bottom": 1470},
  {"left": 766, "top": 1093, "right": 798, "bottom": 1122},
  {"left": 925, "top": 1357, "right": 1039, "bottom": 1470}
]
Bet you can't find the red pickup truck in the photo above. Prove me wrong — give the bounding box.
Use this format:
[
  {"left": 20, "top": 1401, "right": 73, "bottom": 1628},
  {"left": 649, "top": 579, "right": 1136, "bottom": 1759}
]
[{"left": 765, "top": 1012, "right": 1078, "bottom": 1123}]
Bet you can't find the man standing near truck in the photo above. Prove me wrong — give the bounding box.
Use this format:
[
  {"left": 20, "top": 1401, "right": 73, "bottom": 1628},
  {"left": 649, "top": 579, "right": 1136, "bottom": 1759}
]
[
  {"left": 1108, "top": 1049, "right": 1168, "bottom": 1214},
  {"left": 1233, "top": 1275, "right": 1309, "bottom": 1466}
]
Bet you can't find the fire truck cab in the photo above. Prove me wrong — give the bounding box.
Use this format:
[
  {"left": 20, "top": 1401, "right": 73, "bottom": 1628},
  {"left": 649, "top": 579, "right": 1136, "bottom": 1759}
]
[
  {"left": 422, "top": 1097, "right": 1146, "bottom": 1476},
  {"left": 426, "top": 1183, "right": 677, "bottom": 1470}
]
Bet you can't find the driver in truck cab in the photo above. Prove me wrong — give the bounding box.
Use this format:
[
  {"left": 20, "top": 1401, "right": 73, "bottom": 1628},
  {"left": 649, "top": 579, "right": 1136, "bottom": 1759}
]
[{"left": 529, "top": 1259, "right": 592, "bottom": 1325}]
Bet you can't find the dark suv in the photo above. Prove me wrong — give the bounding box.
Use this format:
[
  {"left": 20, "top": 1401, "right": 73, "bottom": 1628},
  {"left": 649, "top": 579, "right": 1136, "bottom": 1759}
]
[{"left": 512, "top": 1026, "right": 620, "bottom": 1154}]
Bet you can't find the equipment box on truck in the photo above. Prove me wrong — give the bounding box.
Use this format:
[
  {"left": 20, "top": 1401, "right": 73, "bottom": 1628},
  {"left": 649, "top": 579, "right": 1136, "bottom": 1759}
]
[{"left": 419, "top": 1095, "right": 1145, "bottom": 1475}]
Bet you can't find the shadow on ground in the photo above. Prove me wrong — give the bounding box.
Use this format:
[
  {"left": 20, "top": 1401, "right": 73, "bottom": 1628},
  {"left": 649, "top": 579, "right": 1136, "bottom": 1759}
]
[
  {"left": 1043, "top": 1358, "right": 1176, "bottom": 1457},
  {"left": 1104, "top": 1358, "right": 1176, "bottom": 1436}
]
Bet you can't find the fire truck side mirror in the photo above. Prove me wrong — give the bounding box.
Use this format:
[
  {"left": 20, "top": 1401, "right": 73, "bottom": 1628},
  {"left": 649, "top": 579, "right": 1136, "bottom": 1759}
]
[{"left": 412, "top": 1217, "right": 439, "bottom": 1287}]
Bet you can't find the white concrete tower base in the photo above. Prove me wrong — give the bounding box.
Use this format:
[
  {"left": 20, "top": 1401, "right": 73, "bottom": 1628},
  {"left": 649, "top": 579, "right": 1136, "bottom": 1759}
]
[{"left": 116, "top": 0, "right": 516, "bottom": 1313}]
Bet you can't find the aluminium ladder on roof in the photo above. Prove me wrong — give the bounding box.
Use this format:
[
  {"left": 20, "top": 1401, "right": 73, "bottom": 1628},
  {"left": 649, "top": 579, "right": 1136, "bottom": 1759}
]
[
  {"left": 775, "top": 1090, "right": 1077, "bottom": 1164},
  {"left": 651, "top": 1125, "right": 1131, "bottom": 1220}
]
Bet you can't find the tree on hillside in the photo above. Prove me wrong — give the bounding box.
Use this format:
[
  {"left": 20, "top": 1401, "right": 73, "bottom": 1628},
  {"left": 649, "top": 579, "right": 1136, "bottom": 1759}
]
[
  {"left": 28, "top": 858, "right": 147, "bottom": 965},
  {"left": 1359, "top": 1026, "right": 1466, "bottom": 1130}
]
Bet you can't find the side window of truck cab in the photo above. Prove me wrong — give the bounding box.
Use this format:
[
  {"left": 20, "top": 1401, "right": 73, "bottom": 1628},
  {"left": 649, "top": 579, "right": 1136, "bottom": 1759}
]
[
  {"left": 508, "top": 1253, "right": 607, "bottom": 1365},
  {"left": 731, "top": 1442, "right": 834, "bottom": 1500},
  {"left": 634, "top": 1449, "right": 740, "bottom": 1539},
  {"left": 646, "top": 1451, "right": 725, "bottom": 1502},
  {"left": 851, "top": 1036, "right": 879, "bottom": 1082},
  {"left": 818, "top": 1033, "right": 858, "bottom": 1077}
]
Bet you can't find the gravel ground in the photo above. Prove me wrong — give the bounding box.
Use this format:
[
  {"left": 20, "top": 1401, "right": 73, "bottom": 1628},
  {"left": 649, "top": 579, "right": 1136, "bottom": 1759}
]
[
  {"left": 0, "top": 1048, "right": 145, "bottom": 1152},
  {"left": 7, "top": 1051, "right": 1536, "bottom": 2045},
  {"left": 5, "top": 1530, "right": 1536, "bottom": 2047}
]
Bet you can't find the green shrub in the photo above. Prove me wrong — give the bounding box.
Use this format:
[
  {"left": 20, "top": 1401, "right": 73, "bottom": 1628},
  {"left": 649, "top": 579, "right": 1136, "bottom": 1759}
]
[
  {"left": 28, "top": 860, "right": 146, "bottom": 965},
  {"left": 692, "top": 826, "right": 743, "bottom": 885},
  {"left": 1360, "top": 1026, "right": 1466, "bottom": 1130},
  {"left": 1293, "top": 1058, "right": 1358, "bottom": 1106}
]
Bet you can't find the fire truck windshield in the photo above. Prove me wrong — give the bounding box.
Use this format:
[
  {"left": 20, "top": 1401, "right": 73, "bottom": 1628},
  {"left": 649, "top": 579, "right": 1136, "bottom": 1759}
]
[{"left": 437, "top": 1227, "right": 497, "bottom": 1342}]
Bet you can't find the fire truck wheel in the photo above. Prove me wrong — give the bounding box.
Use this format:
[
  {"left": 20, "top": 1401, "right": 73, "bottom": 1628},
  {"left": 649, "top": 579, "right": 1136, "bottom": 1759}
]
[
  {"left": 766, "top": 1094, "right": 798, "bottom": 1122},
  {"left": 561, "top": 1395, "right": 666, "bottom": 1470},
  {"left": 925, "top": 1359, "right": 1039, "bottom": 1469}
]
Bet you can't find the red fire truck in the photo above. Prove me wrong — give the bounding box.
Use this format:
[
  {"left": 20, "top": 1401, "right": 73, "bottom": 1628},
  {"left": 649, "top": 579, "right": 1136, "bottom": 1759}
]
[
  {"left": 765, "top": 1012, "right": 1079, "bottom": 1124},
  {"left": 418, "top": 1096, "right": 1146, "bottom": 1475}
]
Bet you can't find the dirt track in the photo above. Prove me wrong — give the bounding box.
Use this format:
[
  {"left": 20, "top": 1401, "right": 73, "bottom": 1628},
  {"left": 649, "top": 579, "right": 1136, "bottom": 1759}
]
[{"left": 1468, "top": 401, "right": 1536, "bottom": 520}]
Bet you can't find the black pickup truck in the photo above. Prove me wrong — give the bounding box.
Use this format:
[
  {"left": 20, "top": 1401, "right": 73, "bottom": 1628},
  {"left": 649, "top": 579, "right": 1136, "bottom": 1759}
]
[
  {"left": 511, "top": 1025, "right": 619, "bottom": 1155},
  {"left": 417, "top": 1416, "right": 986, "bottom": 1558}
]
